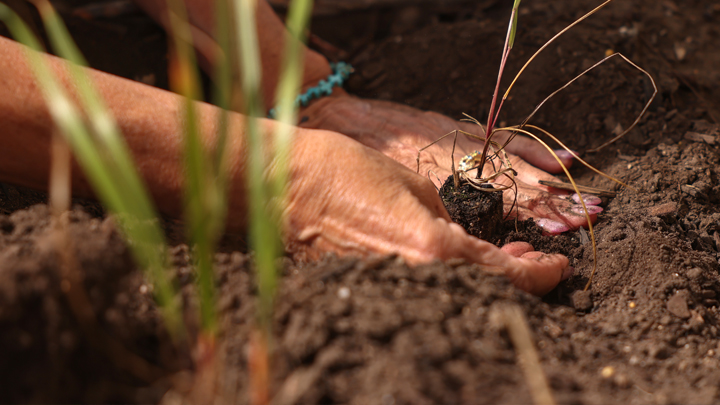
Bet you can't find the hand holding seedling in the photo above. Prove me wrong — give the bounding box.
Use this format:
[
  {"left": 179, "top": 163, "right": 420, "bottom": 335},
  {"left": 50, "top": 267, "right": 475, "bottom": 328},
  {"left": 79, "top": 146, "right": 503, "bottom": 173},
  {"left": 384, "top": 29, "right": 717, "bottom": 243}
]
[
  {"left": 0, "top": 0, "right": 592, "bottom": 296},
  {"left": 132, "top": 0, "right": 647, "bottom": 295},
  {"left": 285, "top": 128, "right": 573, "bottom": 295},
  {"left": 0, "top": 33, "right": 571, "bottom": 295},
  {"left": 299, "top": 95, "right": 601, "bottom": 234},
  {"left": 136, "top": 0, "right": 603, "bottom": 236}
]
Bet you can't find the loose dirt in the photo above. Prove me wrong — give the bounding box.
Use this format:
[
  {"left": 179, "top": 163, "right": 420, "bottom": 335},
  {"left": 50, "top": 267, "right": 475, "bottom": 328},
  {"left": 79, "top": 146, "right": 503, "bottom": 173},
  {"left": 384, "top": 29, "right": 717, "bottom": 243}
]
[
  {"left": 440, "top": 176, "right": 504, "bottom": 241},
  {"left": 1, "top": 0, "right": 720, "bottom": 403}
]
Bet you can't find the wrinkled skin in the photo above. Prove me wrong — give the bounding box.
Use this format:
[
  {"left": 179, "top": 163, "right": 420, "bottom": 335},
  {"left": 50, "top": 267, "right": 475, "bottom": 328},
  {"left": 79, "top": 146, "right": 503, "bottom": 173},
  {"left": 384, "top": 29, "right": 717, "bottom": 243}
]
[
  {"left": 136, "top": 0, "right": 599, "bottom": 294},
  {"left": 285, "top": 129, "right": 573, "bottom": 295},
  {"left": 300, "top": 94, "right": 600, "bottom": 233}
]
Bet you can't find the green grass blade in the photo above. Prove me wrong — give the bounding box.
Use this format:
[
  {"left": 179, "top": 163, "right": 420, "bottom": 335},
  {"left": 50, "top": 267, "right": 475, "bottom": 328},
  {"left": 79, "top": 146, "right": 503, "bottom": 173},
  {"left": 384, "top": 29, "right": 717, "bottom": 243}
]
[
  {"left": 163, "top": 0, "right": 223, "bottom": 334},
  {"left": 235, "top": 0, "right": 314, "bottom": 328},
  {"left": 273, "top": 0, "right": 313, "bottom": 201},
  {"left": 212, "top": 0, "right": 233, "bottom": 174},
  {"left": 0, "top": 3, "right": 182, "bottom": 336},
  {"left": 509, "top": 0, "right": 521, "bottom": 49},
  {"left": 235, "top": 0, "right": 279, "bottom": 327}
]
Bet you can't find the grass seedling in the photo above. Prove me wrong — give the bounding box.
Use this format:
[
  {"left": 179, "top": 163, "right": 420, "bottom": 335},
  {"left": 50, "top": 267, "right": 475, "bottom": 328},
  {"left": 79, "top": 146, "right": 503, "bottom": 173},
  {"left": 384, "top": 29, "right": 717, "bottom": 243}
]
[
  {"left": 163, "top": 0, "right": 228, "bottom": 343},
  {"left": 138, "top": 0, "right": 313, "bottom": 399},
  {"left": 4, "top": 0, "right": 314, "bottom": 400},
  {"left": 419, "top": 0, "right": 656, "bottom": 290},
  {"left": 476, "top": 0, "right": 522, "bottom": 181},
  {"left": 0, "top": 1, "right": 184, "bottom": 337},
  {"left": 235, "top": 0, "right": 313, "bottom": 401},
  {"left": 235, "top": 0, "right": 274, "bottom": 329}
]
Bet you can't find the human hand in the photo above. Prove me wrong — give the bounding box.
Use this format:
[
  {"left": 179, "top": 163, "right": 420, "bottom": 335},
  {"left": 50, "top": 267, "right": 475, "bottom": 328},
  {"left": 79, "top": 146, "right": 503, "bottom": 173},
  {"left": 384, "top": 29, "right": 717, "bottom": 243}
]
[
  {"left": 284, "top": 128, "right": 572, "bottom": 295},
  {"left": 299, "top": 94, "right": 602, "bottom": 234}
]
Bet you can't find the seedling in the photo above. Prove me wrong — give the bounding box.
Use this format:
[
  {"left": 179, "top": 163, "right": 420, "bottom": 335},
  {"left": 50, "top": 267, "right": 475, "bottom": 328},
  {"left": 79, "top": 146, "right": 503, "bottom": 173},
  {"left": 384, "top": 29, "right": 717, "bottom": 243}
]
[
  {"left": 418, "top": 0, "right": 657, "bottom": 290},
  {"left": 2, "top": 0, "right": 313, "bottom": 400}
]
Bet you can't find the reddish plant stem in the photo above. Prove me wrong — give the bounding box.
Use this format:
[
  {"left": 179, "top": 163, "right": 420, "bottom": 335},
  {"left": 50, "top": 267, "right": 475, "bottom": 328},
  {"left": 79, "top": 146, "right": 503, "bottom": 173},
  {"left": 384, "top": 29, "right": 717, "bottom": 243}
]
[{"left": 478, "top": 45, "right": 511, "bottom": 179}]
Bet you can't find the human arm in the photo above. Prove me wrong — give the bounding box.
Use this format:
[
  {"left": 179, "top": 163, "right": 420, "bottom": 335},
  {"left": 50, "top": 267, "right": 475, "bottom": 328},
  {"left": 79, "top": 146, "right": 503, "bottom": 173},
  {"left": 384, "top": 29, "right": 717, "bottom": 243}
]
[
  {"left": 0, "top": 35, "right": 570, "bottom": 294},
  {"left": 133, "top": 0, "right": 332, "bottom": 112},
  {"left": 133, "top": 0, "right": 599, "bottom": 233}
]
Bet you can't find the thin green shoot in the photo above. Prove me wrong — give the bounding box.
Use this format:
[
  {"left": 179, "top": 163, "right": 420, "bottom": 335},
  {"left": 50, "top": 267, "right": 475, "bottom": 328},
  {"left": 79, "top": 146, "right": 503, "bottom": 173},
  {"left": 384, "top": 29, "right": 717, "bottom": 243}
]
[
  {"left": 163, "top": 0, "right": 225, "bottom": 335},
  {"left": 464, "top": 0, "right": 654, "bottom": 290},
  {"left": 273, "top": 0, "right": 314, "bottom": 200},
  {"left": 0, "top": 2, "right": 183, "bottom": 337},
  {"left": 212, "top": 0, "right": 234, "bottom": 171},
  {"left": 235, "top": 0, "right": 278, "bottom": 328},
  {"left": 508, "top": 0, "right": 521, "bottom": 50},
  {"left": 235, "top": 0, "right": 314, "bottom": 329},
  {"left": 477, "top": 0, "right": 522, "bottom": 180}
]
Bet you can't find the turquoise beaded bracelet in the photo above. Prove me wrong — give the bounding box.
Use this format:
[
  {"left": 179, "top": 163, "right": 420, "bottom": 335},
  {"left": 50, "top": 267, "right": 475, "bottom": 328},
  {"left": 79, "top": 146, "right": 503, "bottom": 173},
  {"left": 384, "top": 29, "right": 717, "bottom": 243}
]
[{"left": 267, "top": 62, "right": 353, "bottom": 119}]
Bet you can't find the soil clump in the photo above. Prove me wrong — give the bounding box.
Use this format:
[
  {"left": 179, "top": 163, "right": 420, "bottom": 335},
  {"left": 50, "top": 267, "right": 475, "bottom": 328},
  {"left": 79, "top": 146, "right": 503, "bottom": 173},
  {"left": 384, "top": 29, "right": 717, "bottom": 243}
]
[
  {"left": 2, "top": 0, "right": 720, "bottom": 403},
  {"left": 439, "top": 175, "right": 503, "bottom": 241}
]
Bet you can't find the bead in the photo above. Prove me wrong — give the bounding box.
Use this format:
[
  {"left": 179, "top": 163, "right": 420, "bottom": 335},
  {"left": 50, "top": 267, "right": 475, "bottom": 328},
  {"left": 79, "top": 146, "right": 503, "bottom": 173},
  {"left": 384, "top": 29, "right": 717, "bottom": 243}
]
[{"left": 267, "top": 62, "right": 355, "bottom": 118}]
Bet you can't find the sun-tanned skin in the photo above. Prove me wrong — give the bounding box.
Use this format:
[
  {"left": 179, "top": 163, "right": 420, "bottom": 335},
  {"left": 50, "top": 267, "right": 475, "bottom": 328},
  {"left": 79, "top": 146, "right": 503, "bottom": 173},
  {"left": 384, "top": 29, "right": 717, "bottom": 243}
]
[
  {"left": 134, "top": 0, "right": 596, "bottom": 232},
  {"left": 0, "top": 0, "right": 598, "bottom": 295}
]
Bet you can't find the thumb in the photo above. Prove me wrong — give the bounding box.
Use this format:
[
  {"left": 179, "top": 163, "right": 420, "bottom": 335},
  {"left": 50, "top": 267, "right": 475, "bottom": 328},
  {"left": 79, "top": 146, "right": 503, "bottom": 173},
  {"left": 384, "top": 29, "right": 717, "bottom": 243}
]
[{"left": 442, "top": 224, "right": 570, "bottom": 296}]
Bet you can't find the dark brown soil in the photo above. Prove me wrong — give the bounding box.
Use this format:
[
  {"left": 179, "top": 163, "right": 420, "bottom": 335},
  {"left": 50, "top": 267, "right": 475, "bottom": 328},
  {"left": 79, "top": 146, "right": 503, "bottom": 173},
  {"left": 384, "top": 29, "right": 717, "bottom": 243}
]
[
  {"left": 439, "top": 176, "right": 504, "bottom": 241},
  {"left": 2, "top": 0, "right": 720, "bottom": 403}
]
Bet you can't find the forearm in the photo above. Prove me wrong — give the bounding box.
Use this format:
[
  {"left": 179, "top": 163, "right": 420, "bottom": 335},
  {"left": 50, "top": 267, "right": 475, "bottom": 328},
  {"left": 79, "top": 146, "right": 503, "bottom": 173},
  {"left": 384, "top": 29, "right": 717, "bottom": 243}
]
[
  {"left": 0, "top": 36, "right": 259, "bottom": 230},
  {"left": 133, "top": 0, "right": 332, "bottom": 111}
]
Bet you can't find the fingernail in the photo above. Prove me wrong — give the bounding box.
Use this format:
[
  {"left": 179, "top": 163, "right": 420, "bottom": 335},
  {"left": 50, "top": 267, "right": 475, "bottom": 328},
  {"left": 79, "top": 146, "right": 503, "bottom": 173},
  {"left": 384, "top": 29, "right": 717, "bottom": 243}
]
[
  {"left": 562, "top": 266, "right": 575, "bottom": 281},
  {"left": 536, "top": 218, "right": 570, "bottom": 234},
  {"left": 572, "top": 205, "right": 603, "bottom": 215},
  {"left": 553, "top": 149, "right": 576, "bottom": 161},
  {"left": 571, "top": 193, "right": 602, "bottom": 206}
]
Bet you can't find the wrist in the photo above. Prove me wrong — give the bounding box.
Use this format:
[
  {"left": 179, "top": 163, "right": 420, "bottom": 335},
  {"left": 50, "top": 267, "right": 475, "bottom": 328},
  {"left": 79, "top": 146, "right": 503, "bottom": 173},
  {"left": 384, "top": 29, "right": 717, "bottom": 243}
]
[
  {"left": 268, "top": 62, "right": 353, "bottom": 119},
  {"left": 301, "top": 53, "right": 333, "bottom": 91}
]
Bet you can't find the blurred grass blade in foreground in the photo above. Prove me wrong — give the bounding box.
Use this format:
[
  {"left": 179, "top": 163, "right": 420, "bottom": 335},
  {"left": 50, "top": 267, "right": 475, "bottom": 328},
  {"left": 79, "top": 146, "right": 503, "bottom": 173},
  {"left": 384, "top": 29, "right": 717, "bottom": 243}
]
[
  {"left": 235, "top": 0, "right": 278, "bottom": 327},
  {"left": 164, "top": 0, "right": 225, "bottom": 335},
  {"left": 0, "top": 2, "right": 183, "bottom": 337},
  {"left": 235, "top": 0, "right": 313, "bottom": 328}
]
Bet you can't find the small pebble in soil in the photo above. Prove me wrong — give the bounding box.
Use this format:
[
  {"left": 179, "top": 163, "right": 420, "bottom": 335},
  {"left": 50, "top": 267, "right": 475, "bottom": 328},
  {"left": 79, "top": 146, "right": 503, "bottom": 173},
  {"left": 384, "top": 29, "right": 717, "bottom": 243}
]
[
  {"left": 382, "top": 394, "right": 395, "bottom": 405},
  {"left": 667, "top": 291, "right": 691, "bottom": 318},
  {"left": 571, "top": 290, "right": 593, "bottom": 311},
  {"left": 614, "top": 374, "right": 631, "bottom": 389},
  {"left": 601, "top": 366, "right": 615, "bottom": 378},
  {"left": 337, "top": 286, "right": 350, "bottom": 300},
  {"left": 686, "top": 267, "right": 703, "bottom": 280}
]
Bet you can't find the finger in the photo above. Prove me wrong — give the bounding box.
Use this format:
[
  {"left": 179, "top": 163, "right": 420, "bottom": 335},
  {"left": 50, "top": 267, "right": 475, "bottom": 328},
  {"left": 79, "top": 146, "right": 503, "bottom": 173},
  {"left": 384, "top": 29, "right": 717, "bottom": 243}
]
[
  {"left": 509, "top": 251, "right": 570, "bottom": 295},
  {"left": 571, "top": 193, "right": 602, "bottom": 205},
  {"left": 511, "top": 203, "right": 599, "bottom": 231},
  {"left": 413, "top": 177, "right": 454, "bottom": 222},
  {"left": 505, "top": 158, "right": 564, "bottom": 191},
  {"left": 440, "top": 224, "right": 567, "bottom": 295},
  {"left": 496, "top": 132, "right": 575, "bottom": 174},
  {"left": 489, "top": 158, "right": 569, "bottom": 200},
  {"left": 535, "top": 219, "right": 571, "bottom": 234},
  {"left": 501, "top": 241, "right": 535, "bottom": 257}
]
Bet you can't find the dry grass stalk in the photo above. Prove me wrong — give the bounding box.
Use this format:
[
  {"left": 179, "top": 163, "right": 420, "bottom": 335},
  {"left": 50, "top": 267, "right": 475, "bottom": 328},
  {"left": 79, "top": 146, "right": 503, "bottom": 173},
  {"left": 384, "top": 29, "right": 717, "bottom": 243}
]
[{"left": 499, "top": 304, "right": 556, "bottom": 405}]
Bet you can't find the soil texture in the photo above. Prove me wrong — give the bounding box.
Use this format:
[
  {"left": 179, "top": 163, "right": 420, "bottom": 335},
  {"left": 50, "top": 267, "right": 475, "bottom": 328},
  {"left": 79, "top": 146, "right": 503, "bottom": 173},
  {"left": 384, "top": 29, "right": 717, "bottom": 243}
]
[
  {"left": 2, "top": 0, "right": 720, "bottom": 403},
  {"left": 439, "top": 176, "right": 503, "bottom": 241}
]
